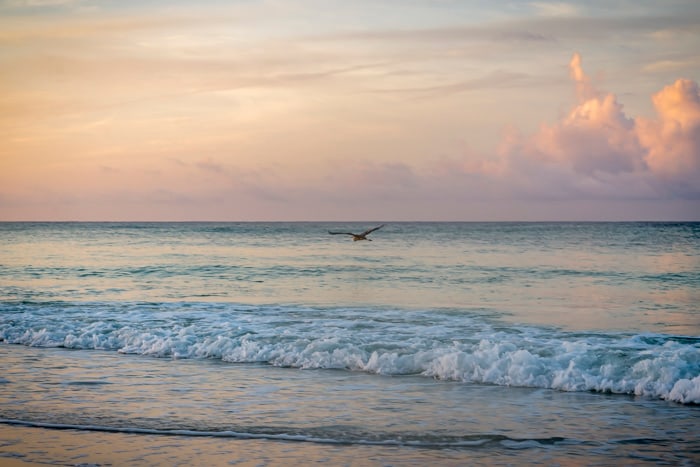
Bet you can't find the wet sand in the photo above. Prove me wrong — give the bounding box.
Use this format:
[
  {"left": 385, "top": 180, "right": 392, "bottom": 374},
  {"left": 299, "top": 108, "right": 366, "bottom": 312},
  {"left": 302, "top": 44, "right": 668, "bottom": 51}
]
[
  {"left": 0, "top": 422, "right": 659, "bottom": 467},
  {"left": 0, "top": 424, "right": 493, "bottom": 466}
]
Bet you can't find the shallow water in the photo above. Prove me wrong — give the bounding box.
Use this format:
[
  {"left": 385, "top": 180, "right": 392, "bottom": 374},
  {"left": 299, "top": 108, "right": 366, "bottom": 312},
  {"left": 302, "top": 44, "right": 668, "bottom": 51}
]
[
  {"left": 1, "top": 222, "right": 699, "bottom": 465},
  {"left": 2, "top": 345, "right": 698, "bottom": 465}
]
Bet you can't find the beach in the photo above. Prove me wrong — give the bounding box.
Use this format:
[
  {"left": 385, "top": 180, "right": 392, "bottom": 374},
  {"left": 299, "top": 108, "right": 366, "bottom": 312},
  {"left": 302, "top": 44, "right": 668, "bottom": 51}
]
[
  {"left": 1, "top": 222, "right": 698, "bottom": 465},
  {"left": 3, "top": 345, "right": 697, "bottom": 466},
  {"left": 2, "top": 423, "right": 476, "bottom": 467},
  {"left": 4, "top": 1, "right": 700, "bottom": 463}
]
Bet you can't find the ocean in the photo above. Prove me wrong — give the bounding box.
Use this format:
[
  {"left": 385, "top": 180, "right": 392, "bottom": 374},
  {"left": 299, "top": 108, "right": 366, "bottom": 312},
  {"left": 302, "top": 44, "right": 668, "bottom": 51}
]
[{"left": 0, "top": 222, "right": 698, "bottom": 466}]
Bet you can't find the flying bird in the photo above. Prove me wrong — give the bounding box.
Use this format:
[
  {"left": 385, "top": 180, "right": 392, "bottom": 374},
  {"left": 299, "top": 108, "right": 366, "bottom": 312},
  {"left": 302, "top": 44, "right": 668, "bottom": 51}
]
[{"left": 328, "top": 224, "right": 386, "bottom": 241}]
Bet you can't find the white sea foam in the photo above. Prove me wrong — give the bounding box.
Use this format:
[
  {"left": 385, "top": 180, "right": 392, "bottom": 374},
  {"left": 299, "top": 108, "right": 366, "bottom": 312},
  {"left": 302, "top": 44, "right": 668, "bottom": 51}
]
[{"left": 1, "top": 302, "right": 698, "bottom": 404}]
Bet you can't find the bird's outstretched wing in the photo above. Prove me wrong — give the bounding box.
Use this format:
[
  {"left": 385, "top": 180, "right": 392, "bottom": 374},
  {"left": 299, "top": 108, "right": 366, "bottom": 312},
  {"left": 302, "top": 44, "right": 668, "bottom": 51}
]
[
  {"left": 328, "top": 231, "right": 355, "bottom": 236},
  {"left": 360, "top": 224, "right": 385, "bottom": 236}
]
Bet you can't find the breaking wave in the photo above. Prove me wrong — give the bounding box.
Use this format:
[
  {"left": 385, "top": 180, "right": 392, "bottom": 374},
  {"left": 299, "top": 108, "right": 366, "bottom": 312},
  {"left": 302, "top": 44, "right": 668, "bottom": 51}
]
[{"left": 1, "top": 301, "right": 698, "bottom": 404}]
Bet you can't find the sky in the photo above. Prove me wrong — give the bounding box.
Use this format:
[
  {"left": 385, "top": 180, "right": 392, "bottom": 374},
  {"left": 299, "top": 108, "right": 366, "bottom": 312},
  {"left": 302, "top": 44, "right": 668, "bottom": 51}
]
[{"left": 1, "top": 0, "right": 699, "bottom": 221}]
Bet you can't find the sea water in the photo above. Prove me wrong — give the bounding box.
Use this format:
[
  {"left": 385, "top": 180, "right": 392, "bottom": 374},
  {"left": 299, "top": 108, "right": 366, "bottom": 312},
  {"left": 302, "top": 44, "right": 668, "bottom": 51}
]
[{"left": 0, "top": 222, "right": 698, "bottom": 465}]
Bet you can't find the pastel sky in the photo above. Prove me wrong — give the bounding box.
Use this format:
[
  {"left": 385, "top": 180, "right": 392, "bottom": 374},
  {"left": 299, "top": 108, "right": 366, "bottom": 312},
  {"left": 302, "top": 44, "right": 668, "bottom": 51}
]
[{"left": 2, "top": 0, "right": 699, "bottom": 221}]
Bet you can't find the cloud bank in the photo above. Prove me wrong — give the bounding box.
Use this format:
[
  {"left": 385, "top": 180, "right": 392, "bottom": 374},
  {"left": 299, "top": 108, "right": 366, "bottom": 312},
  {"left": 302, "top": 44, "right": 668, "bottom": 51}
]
[{"left": 455, "top": 53, "right": 700, "bottom": 201}]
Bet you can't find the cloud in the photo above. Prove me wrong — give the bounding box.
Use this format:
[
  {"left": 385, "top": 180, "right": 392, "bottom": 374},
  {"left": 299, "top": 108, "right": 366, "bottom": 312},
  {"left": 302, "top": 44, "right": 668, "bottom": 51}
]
[
  {"left": 643, "top": 58, "right": 700, "bottom": 74},
  {"left": 1, "top": 0, "right": 84, "bottom": 7},
  {"left": 448, "top": 53, "right": 700, "bottom": 200},
  {"left": 325, "top": 13, "right": 700, "bottom": 45},
  {"left": 637, "top": 78, "right": 700, "bottom": 195},
  {"left": 530, "top": 2, "right": 581, "bottom": 18},
  {"left": 371, "top": 69, "right": 531, "bottom": 99},
  {"left": 185, "top": 57, "right": 700, "bottom": 212},
  {"left": 568, "top": 52, "right": 597, "bottom": 102},
  {"left": 525, "top": 56, "right": 644, "bottom": 178}
]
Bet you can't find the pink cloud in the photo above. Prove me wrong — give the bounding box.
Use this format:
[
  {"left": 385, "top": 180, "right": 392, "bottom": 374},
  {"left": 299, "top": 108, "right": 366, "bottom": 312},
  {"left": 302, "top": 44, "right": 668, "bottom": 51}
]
[
  {"left": 637, "top": 79, "right": 700, "bottom": 193},
  {"left": 466, "top": 53, "right": 700, "bottom": 200},
  {"left": 569, "top": 52, "right": 598, "bottom": 102}
]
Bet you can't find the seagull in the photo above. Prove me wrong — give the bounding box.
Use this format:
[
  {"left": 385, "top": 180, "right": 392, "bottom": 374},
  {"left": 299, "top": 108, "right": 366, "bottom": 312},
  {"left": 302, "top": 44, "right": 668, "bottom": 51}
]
[{"left": 328, "top": 224, "right": 386, "bottom": 241}]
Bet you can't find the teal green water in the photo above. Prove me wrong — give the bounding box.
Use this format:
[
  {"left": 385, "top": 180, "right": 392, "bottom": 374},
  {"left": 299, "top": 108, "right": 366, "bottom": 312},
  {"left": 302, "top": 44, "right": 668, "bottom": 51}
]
[
  {"left": 0, "top": 222, "right": 698, "bottom": 464},
  {"left": 2, "top": 222, "right": 698, "bottom": 332}
]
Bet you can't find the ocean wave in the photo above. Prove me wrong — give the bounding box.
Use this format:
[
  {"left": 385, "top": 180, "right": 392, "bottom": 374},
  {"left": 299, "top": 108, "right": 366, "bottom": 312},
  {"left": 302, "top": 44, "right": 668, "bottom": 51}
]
[{"left": 1, "top": 301, "right": 698, "bottom": 404}]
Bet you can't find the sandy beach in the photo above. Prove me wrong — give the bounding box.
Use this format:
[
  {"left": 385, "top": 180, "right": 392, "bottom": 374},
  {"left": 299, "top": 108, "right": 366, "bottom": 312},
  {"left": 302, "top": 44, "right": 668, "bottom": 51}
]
[{"left": 1, "top": 423, "right": 512, "bottom": 467}]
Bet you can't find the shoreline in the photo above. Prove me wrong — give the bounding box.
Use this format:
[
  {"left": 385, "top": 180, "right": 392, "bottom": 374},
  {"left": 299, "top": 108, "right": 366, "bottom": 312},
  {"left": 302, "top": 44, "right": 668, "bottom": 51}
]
[{"left": 0, "top": 424, "right": 496, "bottom": 467}]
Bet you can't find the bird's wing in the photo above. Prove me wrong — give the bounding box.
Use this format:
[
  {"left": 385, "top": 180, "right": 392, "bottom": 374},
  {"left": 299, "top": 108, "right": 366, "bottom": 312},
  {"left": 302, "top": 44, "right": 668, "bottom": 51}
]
[
  {"left": 328, "top": 231, "right": 355, "bottom": 236},
  {"left": 361, "top": 224, "right": 385, "bottom": 236}
]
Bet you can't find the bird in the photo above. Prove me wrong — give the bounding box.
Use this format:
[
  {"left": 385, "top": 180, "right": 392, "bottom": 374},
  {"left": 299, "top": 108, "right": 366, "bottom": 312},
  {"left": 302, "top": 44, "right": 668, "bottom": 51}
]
[{"left": 328, "top": 224, "right": 385, "bottom": 241}]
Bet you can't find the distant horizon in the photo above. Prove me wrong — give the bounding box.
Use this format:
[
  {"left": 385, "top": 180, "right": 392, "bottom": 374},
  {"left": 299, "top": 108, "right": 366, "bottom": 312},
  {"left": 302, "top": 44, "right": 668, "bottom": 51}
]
[{"left": 2, "top": 219, "right": 699, "bottom": 224}]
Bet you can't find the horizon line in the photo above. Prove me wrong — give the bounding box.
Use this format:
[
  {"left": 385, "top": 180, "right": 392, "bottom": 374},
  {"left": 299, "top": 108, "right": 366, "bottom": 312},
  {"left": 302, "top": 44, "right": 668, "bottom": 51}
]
[{"left": 1, "top": 219, "right": 698, "bottom": 224}]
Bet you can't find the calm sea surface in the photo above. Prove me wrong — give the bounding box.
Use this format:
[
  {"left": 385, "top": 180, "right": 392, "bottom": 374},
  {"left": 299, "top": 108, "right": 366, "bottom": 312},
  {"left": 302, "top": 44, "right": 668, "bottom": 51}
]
[{"left": 1, "top": 222, "right": 699, "bottom": 465}]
